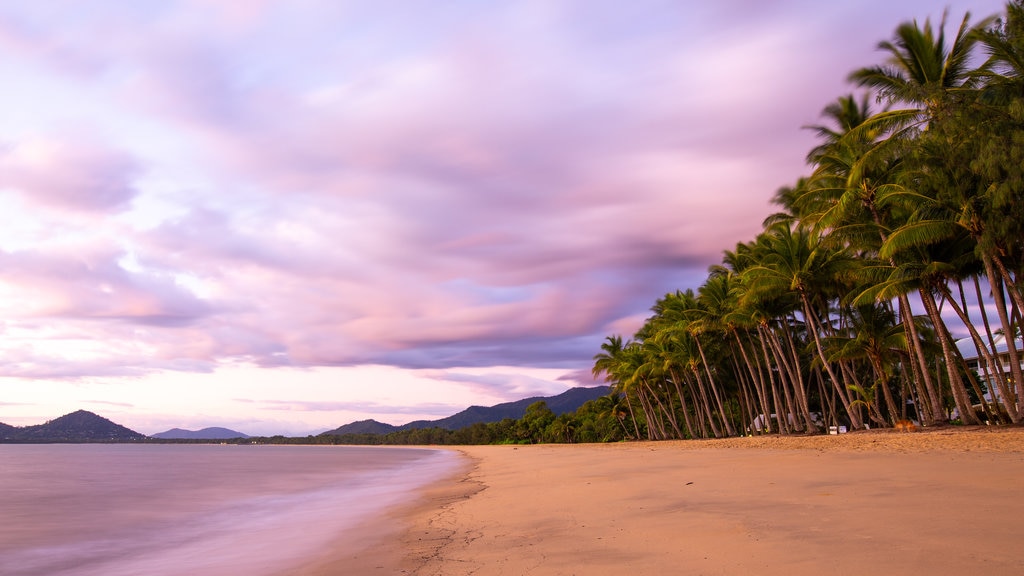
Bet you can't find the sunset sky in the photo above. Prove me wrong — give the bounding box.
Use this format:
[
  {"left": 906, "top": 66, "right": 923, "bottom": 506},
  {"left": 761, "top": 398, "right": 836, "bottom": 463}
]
[{"left": 0, "top": 0, "right": 1007, "bottom": 435}]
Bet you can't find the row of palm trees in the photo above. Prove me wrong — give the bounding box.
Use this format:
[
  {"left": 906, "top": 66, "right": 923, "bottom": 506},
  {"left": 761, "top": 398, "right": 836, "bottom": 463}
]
[{"left": 592, "top": 2, "right": 1024, "bottom": 438}]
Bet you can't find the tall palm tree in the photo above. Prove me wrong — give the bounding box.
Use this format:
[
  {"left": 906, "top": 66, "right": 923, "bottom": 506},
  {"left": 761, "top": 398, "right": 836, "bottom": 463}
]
[
  {"left": 824, "top": 303, "right": 908, "bottom": 424},
  {"left": 800, "top": 92, "right": 948, "bottom": 425},
  {"left": 741, "top": 224, "right": 865, "bottom": 429},
  {"left": 592, "top": 336, "right": 643, "bottom": 440},
  {"left": 831, "top": 11, "right": 994, "bottom": 424},
  {"left": 850, "top": 10, "right": 991, "bottom": 115}
]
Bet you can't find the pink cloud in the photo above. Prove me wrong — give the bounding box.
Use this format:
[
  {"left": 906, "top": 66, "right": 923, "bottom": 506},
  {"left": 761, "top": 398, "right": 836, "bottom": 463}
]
[
  {"left": 0, "top": 242, "right": 208, "bottom": 324},
  {"left": 0, "top": 137, "right": 140, "bottom": 212},
  {"left": 0, "top": 0, "right": 1008, "bottom": 392}
]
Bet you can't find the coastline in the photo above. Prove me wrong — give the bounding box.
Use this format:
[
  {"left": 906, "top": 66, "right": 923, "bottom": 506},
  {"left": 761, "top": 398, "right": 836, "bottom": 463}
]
[
  {"left": 391, "top": 427, "right": 1024, "bottom": 575},
  {"left": 289, "top": 448, "right": 479, "bottom": 575}
]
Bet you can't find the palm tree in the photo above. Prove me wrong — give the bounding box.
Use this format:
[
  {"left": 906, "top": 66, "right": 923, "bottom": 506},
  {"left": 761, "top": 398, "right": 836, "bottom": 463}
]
[
  {"left": 824, "top": 303, "right": 907, "bottom": 424},
  {"left": 741, "top": 224, "right": 865, "bottom": 429},
  {"left": 850, "top": 9, "right": 991, "bottom": 115},
  {"left": 800, "top": 92, "right": 948, "bottom": 425},
  {"left": 849, "top": 8, "right": 1018, "bottom": 423},
  {"left": 825, "top": 11, "right": 994, "bottom": 424},
  {"left": 592, "top": 336, "right": 643, "bottom": 440}
]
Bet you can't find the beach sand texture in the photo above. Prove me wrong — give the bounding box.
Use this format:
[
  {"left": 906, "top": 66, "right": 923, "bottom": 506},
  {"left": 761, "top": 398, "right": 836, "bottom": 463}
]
[{"left": 393, "top": 427, "right": 1024, "bottom": 576}]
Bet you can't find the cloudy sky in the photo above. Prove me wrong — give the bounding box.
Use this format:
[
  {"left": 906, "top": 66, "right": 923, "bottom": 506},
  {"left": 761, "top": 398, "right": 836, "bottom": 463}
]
[{"left": 0, "top": 0, "right": 1006, "bottom": 435}]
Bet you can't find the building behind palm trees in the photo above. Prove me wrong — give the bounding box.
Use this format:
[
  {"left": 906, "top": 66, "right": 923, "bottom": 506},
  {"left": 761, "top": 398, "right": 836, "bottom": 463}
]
[{"left": 957, "top": 335, "right": 1024, "bottom": 404}]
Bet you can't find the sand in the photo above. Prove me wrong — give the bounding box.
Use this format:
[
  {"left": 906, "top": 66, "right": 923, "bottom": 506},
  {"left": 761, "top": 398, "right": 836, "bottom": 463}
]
[{"left": 388, "top": 427, "right": 1024, "bottom": 576}]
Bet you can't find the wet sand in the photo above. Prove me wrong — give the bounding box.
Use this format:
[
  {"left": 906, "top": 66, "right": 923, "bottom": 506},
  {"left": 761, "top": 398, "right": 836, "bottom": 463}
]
[{"left": 386, "top": 427, "right": 1024, "bottom": 575}]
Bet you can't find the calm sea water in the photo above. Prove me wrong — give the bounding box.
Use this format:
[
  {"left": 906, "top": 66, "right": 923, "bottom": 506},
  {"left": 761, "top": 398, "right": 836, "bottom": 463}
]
[{"left": 0, "top": 444, "right": 460, "bottom": 576}]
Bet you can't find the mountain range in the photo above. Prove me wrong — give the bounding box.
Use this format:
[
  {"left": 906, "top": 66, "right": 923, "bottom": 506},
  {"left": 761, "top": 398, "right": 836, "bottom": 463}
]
[
  {"left": 0, "top": 386, "right": 612, "bottom": 442},
  {"left": 321, "top": 385, "right": 611, "bottom": 435},
  {"left": 0, "top": 410, "right": 146, "bottom": 442},
  {"left": 151, "top": 427, "right": 251, "bottom": 440}
]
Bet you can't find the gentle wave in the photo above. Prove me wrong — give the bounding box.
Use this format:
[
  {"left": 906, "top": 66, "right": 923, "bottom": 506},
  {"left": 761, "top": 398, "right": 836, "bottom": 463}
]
[{"left": 0, "top": 444, "right": 459, "bottom": 576}]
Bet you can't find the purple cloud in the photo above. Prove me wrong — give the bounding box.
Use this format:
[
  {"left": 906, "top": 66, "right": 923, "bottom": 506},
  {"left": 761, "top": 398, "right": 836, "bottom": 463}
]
[{"left": 0, "top": 137, "right": 140, "bottom": 212}]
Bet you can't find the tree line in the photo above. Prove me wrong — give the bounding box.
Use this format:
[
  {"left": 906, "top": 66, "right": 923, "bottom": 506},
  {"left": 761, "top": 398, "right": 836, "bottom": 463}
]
[
  {"left": 230, "top": 396, "right": 630, "bottom": 445},
  {"left": 591, "top": 2, "right": 1024, "bottom": 439}
]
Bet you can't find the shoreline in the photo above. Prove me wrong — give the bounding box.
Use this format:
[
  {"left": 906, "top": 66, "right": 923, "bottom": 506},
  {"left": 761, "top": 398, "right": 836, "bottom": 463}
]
[
  {"left": 390, "top": 427, "right": 1024, "bottom": 575},
  {"left": 289, "top": 448, "right": 479, "bottom": 575}
]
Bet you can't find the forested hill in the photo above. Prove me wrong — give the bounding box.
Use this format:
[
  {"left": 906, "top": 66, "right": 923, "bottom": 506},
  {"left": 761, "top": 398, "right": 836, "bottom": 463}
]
[
  {"left": 323, "top": 386, "right": 611, "bottom": 435},
  {"left": 1, "top": 410, "right": 146, "bottom": 442}
]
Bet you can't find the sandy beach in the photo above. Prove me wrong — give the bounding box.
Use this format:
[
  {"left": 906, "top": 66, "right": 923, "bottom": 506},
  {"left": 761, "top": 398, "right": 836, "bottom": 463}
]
[{"left": 370, "top": 427, "right": 1024, "bottom": 576}]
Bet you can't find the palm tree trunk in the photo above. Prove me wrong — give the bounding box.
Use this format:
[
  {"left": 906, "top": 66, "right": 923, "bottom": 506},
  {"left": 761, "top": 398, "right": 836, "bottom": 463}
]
[
  {"left": 941, "top": 281, "right": 1019, "bottom": 422},
  {"left": 953, "top": 277, "right": 1001, "bottom": 422},
  {"left": 771, "top": 322, "right": 803, "bottom": 433},
  {"left": 624, "top": 395, "right": 642, "bottom": 440},
  {"left": 730, "top": 352, "right": 763, "bottom": 435},
  {"left": 734, "top": 330, "right": 775, "bottom": 433},
  {"left": 988, "top": 249, "right": 1024, "bottom": 315},
  {"left": 778, "top": 317, "right": 816, "bottom": 430},
  {"left": 686, "top": 371, "right": 711, "bottom": 439},
  {"left": 919, "top": 287, "right": 980, "bottom": 424},
  {"left": 690, "top": 366, "right": 721, "bottom": 438},
  {"left": 668, "top": 367, "right": 697, "bottom": 439},
  {"left": 647, "top": 377, "right": 683, "bottom": 439},
  {"left": 980, "top": 255, "right": 1024, "bottom": 416},
  {"left": 757, "top": 328, "right": 787, "bottom": 434},
  {"left": 867, "top": 353, "right": 899, "bottom": 424},
  {"left": 634, "top": 387, "right": 658, "bottom": 440},
  {"left": 694, "top": 336, "right": 736, "bottom": 436},
  {"left": 801, "top": 293, "right": 861, "bottom": 428},
  {"left": 897, "top": 293, "right": 943, "bottom": 424}
]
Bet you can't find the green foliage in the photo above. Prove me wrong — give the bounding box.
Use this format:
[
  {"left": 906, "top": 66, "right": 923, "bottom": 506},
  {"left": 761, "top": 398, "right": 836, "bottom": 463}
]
[
  {"left": 586, "top": 1, "right": 1024, "bottom": 435},
  {"left": 226, "top": 397, "right": 631, "bottom": 446}
]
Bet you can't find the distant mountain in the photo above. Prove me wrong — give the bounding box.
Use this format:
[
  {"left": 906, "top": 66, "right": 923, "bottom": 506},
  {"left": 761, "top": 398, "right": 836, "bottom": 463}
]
[
  {"left": 151, "top": 427, "right": 250, "bottom": 440},
  {"left": 325, "top": 419, "right": 400, "bottom": 435},
  {"left": 323, "top": 386, "right": 611, "bottom": 436},
  {"left": 1, "top": 410, "right": 146, "bottom": 442}
]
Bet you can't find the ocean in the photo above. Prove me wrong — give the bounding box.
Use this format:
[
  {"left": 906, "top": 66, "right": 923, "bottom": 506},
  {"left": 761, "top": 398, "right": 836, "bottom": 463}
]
[{"left": 0, "top": 444, "right": 460, "bottom": 576}]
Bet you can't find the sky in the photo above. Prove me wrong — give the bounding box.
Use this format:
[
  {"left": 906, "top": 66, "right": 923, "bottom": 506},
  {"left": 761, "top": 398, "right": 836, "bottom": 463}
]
[{"left": 0, "top": 0, "right": 1009, "bottom": 436}]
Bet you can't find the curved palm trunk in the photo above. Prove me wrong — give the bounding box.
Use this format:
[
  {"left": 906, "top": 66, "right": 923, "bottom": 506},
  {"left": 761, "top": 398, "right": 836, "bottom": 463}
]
[
  {"left": 685, "top": 371, "right": 711, "bottom": 439},
  {"left": 980, "top": 256, "right": 1024, "bottom": 416},
  {"left": 668, "top": 367, "right": 697, "bottom": 439},
  {"left": 624, "top": 395, "right": 642, "bottom": 440},
  {"left": 757, "top": 326, "right": 787, "bottom": 434},
  {"left": 646, "top": 377, "right": 683, "bottom": 439},
  {"left": 988, "top": 250, "right": 1024, "bottom": 315},
  {"left": 753, "top": 334, "right": 778, "bottom": 434},
  {"left": 689, "top": 365, "right": 721, "bottom": 438},
  {"left": 974, "top": 275, "right": 1020, "bottom": 420},
  {"left": 694, "top": 336, "right": 736, "bottom": 436},
  {"left": 898, "top": 294, "right": 943, "bottom": 424},
  {"left": 766, "top": 320, "right": 802, "bottom": 434},
  {"left": 733, "top": 331, "right": 776, "bottom": 433},
  {"left": 953, "top": 278, "right": 1002, "bottom": 422},
  {"left": 940, "top": 281, "right": 1020, "bottom": 422},
  {"left": 866, "top": 351, "right": 900, "bottom": 424},
  {"left": 919, "top": 287, "right": 980, "bottom": 425},
  {"left": 735, "top": 367, "right": 758, "bottom": 436},
  {"left": 779, "top": 317, "right": 816, "bottom": 430},
  {"left": 633, "top": 386, "right": 658, "bottom": 440},
  {"left": 728, "top": 352, "right": 758, "bottom": 435},
  {"left": 869, "top": 204, "right": 944, "bottom": 425},
  {"left": 841, "top": 358, "right": 885, "bottom": 426},
  {"left": 801, "top": 293, "right": 862, "bottom": 429}
]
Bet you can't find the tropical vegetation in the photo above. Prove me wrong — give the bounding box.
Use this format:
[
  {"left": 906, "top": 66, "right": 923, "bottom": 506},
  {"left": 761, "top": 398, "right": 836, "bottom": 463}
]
[{"left": 590, "top": 2, "right": 1024, "bottom": 439}]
